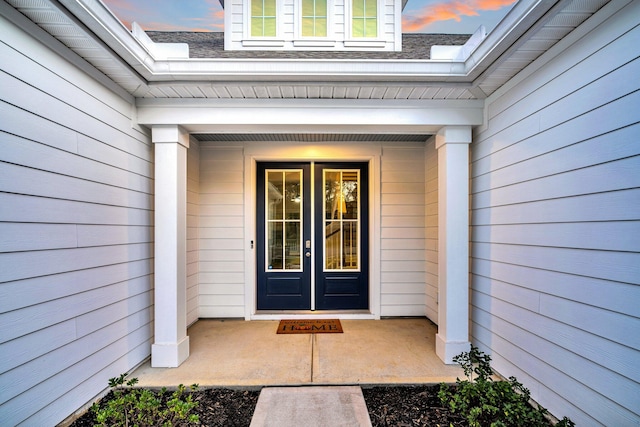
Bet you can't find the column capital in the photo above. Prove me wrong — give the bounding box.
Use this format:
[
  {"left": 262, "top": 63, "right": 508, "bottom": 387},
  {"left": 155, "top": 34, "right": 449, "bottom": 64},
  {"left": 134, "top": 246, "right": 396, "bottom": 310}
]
[
  {"left": 434, "top": 125, "right": 472, "bottom": 150},
  {"left": 152, "top": 125, "right": 190, "bottom": 148}
]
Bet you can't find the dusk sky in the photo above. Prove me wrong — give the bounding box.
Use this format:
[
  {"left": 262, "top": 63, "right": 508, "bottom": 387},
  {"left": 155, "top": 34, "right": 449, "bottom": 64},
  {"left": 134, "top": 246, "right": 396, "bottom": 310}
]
[{"left": 102, "top": 0, "right": 517, "bottom": 34}]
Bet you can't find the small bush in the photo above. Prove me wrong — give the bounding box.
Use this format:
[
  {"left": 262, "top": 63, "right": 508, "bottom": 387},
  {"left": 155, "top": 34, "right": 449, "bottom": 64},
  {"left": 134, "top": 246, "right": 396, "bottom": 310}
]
[
  {"left": 438, "top": 346, "right": 574, "bottom": 427},
  {"left": 91, "top": 373, "right": 199, "bottom": 426}
]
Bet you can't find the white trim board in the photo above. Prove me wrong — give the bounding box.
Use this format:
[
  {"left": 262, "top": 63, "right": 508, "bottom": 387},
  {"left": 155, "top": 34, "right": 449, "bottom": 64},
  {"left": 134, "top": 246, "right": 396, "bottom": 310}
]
[{"left": 242, "top": 142, "right": 383, "bottom": 320}]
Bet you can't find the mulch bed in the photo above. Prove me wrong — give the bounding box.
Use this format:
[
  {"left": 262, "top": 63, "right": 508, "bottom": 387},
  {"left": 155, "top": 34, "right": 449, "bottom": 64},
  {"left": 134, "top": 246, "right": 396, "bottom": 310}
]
[
  {"left": 363, "top": 385, "right": 469, "bottom": 427},
  {"left": 70, "top": 385, "right": 466, "bottom": 426}
]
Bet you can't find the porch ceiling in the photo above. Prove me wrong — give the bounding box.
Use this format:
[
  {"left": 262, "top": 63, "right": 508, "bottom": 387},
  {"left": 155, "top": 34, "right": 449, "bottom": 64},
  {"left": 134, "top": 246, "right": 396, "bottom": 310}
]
[
  {"left": 3, "top": 0, "right": 610, "bottom": 101},
  {"left": 192, "top": 133, "right": 433, "bottom": 143}
]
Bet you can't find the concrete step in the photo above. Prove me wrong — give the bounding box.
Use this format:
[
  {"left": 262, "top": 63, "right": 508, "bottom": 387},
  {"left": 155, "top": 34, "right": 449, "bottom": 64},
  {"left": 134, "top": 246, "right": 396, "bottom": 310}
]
[{"left": 250, "top": 386, "right": 372, "bottom": 427}]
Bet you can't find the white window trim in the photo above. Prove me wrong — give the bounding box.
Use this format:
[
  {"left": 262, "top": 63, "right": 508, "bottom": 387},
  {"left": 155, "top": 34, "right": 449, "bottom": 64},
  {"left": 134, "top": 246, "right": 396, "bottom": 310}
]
[
  {"left": 293, "top": 39, "right": 337, "bottom": 47},
  {"left": 243, "top": 143, "right": 382, "bottom": 321}
]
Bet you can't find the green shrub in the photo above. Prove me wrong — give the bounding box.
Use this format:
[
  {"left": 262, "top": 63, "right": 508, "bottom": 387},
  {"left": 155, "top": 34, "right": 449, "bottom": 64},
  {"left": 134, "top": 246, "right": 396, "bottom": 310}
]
[
  {"left": 91, "top": 374, "right": 199, "bottom": 426},
  {"left": 438, "top": 346, "right": 574, "bottom": 427}
]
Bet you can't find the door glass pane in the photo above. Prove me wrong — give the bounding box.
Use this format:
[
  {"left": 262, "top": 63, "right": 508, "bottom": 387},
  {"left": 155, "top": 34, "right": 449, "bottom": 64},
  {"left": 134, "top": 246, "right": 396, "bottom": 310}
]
[
  {"left": 341, "top": 171, "right": 358, "bottom": 220},
  {"left": 284, "top": 172, "right": 301, "bottom": 219},
  {"left": 285, "top": 222, "right": 301, "bottom": 269},
  {"left": 325, "top": 220, "right": 340, "bottom": 269},
  {"left": 324, "top": 171, "right": 341, "bottom": 219},
  {"left": 342, "top": 222, "right": 358, "bottom": 269},
  {"left": 267, "top": 222, "right": 283, "bottom": 269},
  {"left": 324, "top": 169, "right": 360, "bottom": 271},
  {"left": 267, "top": 171, "right": 284, "bottom": 220},
  {"left": 266, "top": 170, "right": 302, "bottom": 271}
]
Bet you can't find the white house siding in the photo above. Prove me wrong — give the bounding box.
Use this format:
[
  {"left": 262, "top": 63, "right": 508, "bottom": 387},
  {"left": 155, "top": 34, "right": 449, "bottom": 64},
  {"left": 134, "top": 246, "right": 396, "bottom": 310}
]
[
  {"left": 470, "top": 2, "right": 640, "bottom": 426},
  {"left": 195, "top": 142, "right": 427, "bottom": 317},
  {"left": 380, "top": 145, "right": 427, "bottom": 317},
  {"left": 187, "top": 139, "right": 201, "bottom": 324},
  {"left": 424, "top": 142, "right": 438, "bottom": 323},
  {"left": 0, "top": 17, "right": 154, "bottom": 426},
  {"left": 199, "top": 146, "right": 246, "bottom": 318}
]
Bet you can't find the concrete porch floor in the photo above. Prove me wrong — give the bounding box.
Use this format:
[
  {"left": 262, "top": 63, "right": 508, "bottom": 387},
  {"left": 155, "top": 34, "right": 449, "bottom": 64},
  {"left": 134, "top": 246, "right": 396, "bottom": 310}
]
[{"left": 131, "top": 318, "right": 464, "bottom": 387}]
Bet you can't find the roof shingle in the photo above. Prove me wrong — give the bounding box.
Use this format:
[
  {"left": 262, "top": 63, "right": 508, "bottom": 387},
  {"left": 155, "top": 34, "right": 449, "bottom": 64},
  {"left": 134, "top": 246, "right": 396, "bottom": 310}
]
[{"left": 146, "top": 32, "right": 470, "bottom": 60}]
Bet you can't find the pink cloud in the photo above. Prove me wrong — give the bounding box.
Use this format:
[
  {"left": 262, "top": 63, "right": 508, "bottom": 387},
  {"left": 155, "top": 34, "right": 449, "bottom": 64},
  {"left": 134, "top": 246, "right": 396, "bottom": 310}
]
[
  {"left": 102, "top": 0, "right": 146, "bottom": 29},
  {"left": 403, "top": 0, "right": 516, "bottom": 32},
  {"left": 103, "top": 0, "right": 140, "bottom": 12},
  {"left": 103, "top": 0, "right": 223, "bottom": 31},
  {"left": 183, "top": 9, "right": 224, "bottom": 31}
]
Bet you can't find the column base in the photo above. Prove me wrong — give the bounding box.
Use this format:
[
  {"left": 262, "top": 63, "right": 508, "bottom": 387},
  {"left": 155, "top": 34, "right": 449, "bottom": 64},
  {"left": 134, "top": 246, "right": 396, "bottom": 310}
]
[
  {"left": 151, "top": 335, "right": 190, "bottom": 368},
  {"left": 436, "top": 333, "right": 470, "bottom": 364}
]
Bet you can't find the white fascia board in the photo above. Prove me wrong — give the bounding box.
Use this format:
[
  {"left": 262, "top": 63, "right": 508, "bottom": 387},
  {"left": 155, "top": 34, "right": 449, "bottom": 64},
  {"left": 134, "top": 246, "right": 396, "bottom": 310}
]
[
  {"left": 136, "top": 98, "right": 485, "bottom": 133},
  {"left": 141, "top": 59, "right": 469, "bottom": 82}
]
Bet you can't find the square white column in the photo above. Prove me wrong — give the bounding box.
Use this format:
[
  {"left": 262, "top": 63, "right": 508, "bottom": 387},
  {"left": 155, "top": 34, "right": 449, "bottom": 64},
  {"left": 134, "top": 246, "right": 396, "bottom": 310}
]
[
  {"left": 151, "top": 125, "right": 190, "bottom": 367},
  {"left": 434, "top": 126, "right": 472, "bottom": 364}
]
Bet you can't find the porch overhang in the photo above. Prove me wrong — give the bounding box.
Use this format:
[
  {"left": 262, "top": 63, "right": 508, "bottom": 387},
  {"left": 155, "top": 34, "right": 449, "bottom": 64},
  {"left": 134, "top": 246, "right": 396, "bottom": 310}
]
[{"left": 136, "top": 98, "right": 485, "bottom": 135}]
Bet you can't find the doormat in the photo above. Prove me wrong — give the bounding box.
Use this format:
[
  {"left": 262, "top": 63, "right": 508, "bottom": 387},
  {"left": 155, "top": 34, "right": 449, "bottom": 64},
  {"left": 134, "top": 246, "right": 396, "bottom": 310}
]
[{"left": 277, "top": 319, "right": 343, "bottom": 334}]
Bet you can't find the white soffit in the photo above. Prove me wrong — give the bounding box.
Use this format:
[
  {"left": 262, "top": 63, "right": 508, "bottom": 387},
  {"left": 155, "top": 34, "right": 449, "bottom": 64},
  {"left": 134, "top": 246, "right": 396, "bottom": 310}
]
[
  {"left": 4, "top": 0, "right": 613, "bottom": 100},
  {"left": 1, "top": 0, "right": 146, "bottom": 96},
  {"left": 193, "top": 133, "right": 433, "bottom": 143}
]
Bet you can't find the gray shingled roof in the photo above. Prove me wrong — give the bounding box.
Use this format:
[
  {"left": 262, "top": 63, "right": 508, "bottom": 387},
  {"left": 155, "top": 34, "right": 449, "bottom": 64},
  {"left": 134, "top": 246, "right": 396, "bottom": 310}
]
[{"left": 146, "top": 32, "right": 470, "bottom": 59}]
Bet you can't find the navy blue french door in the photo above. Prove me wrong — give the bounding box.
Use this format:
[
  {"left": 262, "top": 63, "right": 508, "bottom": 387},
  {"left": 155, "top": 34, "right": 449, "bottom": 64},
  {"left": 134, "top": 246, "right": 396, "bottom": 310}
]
[{"left": 256, "top": 162, "right": 368, "bottom": 310}]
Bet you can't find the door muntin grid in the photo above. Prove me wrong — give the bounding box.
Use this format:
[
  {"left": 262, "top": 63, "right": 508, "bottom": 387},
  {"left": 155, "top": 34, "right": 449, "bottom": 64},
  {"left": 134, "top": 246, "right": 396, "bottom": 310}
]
[{"left": 265, "top": 169, "right": 303, "bottom": 271}]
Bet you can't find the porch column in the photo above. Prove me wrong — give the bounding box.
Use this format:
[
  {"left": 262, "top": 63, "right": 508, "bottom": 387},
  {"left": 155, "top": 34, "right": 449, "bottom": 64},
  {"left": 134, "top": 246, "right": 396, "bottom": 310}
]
[
  {"left": 151, "top": 125, "right": 190, "bottom": 367},
  {"left": 435, "top": 126, "right": 472, "bottom": 364}
]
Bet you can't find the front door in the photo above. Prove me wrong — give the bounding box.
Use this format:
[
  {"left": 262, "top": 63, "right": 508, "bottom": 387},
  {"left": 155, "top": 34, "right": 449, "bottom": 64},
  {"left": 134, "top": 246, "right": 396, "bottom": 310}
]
[{"left": 256, "top": 162, "right": 368, "bottom": 310}]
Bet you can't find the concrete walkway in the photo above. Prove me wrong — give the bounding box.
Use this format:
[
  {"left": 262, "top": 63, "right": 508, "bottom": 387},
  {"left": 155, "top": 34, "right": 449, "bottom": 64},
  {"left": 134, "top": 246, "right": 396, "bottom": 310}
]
[{"left": 130, "top": 318, "right": 463, "bottom": 425}]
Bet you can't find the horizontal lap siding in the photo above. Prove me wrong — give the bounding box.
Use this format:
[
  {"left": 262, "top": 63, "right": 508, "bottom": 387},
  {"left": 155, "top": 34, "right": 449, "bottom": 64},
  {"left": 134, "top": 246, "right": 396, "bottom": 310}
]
[
  {"left": 199, "top": 147, "right": 245, "bottom": 317},
  {"left": 0, "top": 18, "right": 153, "bottom": 426},
  {"left": 380, "top": 145, "right": 427, "bottom": 316},
  {"left": 187, "top": 140, "right": 200, "bottom": 325},
  {"left": 470, "top": 2, "right": 640, "bottom": 426},
  {"left": 424, "top": 141, "right": 438, "bottom": 323}
]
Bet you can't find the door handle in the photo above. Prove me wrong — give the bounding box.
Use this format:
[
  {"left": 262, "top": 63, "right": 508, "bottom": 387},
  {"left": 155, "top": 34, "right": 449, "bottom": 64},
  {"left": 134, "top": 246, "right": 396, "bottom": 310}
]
[{"left": 305, "top": 252, "right": 311, "bottom": 257}]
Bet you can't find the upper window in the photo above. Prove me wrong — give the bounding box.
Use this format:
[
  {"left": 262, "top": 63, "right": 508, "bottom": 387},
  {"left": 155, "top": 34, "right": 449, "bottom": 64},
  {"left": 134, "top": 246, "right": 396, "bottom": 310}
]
[
  {"left": 252, "top": 0, "right": 277, "bottom": 37},
  {"left": 301, "top": 0, "right": 327, "bottom": 37},
  {"left": 351, "top": 0, "right": 377, "bottom": 37}
]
